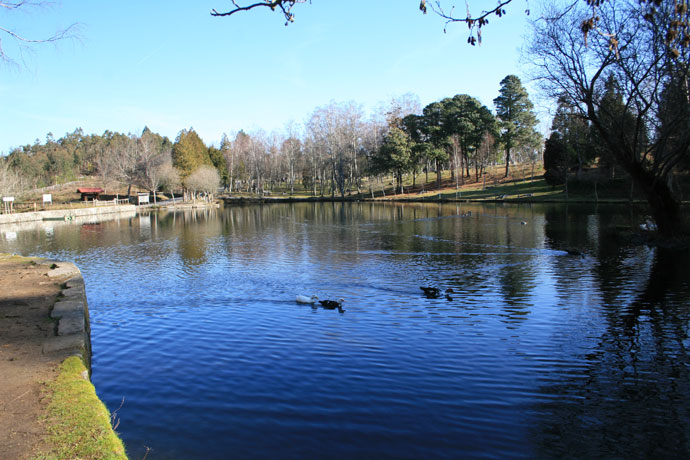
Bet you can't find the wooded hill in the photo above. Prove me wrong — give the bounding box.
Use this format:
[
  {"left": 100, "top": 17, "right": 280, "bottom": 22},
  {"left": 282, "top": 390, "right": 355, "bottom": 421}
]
[{"left": 1, "top": 76, "right": 543, "bottom": 202}]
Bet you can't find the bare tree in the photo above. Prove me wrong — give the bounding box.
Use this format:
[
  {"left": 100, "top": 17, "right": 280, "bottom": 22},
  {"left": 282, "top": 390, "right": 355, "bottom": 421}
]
[
  {"left": 230, "top": 130, "right": 252, "bottom": 193},
  {"left": 220, "top": 133, "right": 233, "bottom": 193},
  {"left": 1, "top": 1, "right": 80, "bottom": 65},
  {"left": 282, "top": 121, "right": 302, "bottom": 196},
  {"left": 135, "top": 131, "right": 172, "bottom": 204},
  {"left": 158, "top": 162, "right": 181, "bottom": 201},
  {"left": 108, "top": 134, "right": 139, "bottom": 197},
  {"left": 94, "top": 145, "right": 117, "bottom": 194},
  {"left": 528, "top": 0, "right": 690, "bottom": 234},
  {"left": 0, "top": 159, "right": 23, "bottom": 197},
  {"left": 378, "top": 93, "right": 422, "bottom": 128},
  {"left": 186, "top": 165, "right": 220, "bottom": 200},
  {"left": 212, "top": 1, "right": 690, "bottom": 57},
  {"left": 306, "top": 101, "right": 365, "bottom": 198},
  {"left": 247, "top": 131, "right": 268, "bottom": 195},
  {"left": 211, "top": 0, "right": 309, "bottom": 25}
]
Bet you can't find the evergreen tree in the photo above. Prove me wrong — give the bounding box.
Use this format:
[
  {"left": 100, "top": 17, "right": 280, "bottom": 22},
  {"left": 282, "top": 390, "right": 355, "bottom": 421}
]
[
  {"left": 550, "top": 95, "right": 591, "bottom": 178},
  {"left": 543, "top": 133, "right": 568, "bottom": 186},
  {"left": 370, "top": 127, "right": 412, "bottom": 194},
  {"left": 421, "top": 102, "right": 451, "bottom": 189},
  {"left": 441, "top": 94, "right": 496, "bottom": 182},
  {"left": 208, "top": 146, "right": 229, "bottom": 187},
  {"left": 493, "top": 75, "right": 539, "bottom": 177},
  {"left": 172, "top": 128, "right": 212, "bottom": 181}
]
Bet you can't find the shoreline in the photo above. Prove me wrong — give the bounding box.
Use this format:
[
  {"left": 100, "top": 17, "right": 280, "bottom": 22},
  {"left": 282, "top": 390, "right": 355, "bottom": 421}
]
[
  {"left": 220, "top": 195, "right": 660, "bottom": 206},
  {"left": 0, "top": 255, "right": 127, "bottom": 460},
  {"left": 0, "top": 204, "right": 136, "bottom": 226}
]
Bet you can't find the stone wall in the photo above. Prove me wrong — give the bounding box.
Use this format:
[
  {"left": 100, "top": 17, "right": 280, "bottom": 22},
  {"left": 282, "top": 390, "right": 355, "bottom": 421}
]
[{"left": 42, "top": 262, "right": 92, "bottom": 370}]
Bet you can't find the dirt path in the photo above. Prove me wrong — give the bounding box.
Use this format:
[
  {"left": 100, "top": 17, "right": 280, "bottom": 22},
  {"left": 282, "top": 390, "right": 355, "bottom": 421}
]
[{"left": 0, "top": 255, "right": 74, "bottom": 460}]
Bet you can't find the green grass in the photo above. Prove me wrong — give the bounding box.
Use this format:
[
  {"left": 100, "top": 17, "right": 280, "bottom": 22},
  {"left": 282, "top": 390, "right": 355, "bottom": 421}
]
[
  {"left": 388, "top": 176, "right": 653, "bottom": 204},
  {"left": 35, "top": 356, "right": 128, "bottom": 460},
  {"left": 431, "top": 178, "right": 559, "bottom": 201}
]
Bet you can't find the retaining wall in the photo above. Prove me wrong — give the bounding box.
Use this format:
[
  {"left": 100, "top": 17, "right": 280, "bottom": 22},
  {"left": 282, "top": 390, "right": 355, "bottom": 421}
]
[
  {"left": 0, "top": 204, "right": 136, "bottom": 226},
  {"left": 42, "top": 262, "right": 92, "bottom": 370}
]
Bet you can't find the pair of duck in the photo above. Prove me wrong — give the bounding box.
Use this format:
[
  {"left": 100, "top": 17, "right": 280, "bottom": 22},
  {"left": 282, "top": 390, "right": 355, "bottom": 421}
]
[
  {"left": 296, "top": 294, "right": 344, "bottom": 310},
  {"left": 298, "top": 286, "right": 454, "bottom": 307},
  {"left": 420, "top": 286, "right": 454, "bottom": 301}
]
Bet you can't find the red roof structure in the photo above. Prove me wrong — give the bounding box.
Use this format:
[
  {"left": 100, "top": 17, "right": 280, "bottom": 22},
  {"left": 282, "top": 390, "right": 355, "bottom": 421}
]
[{"left": 76, "top": 187, "right": 104, "bottom": 201}]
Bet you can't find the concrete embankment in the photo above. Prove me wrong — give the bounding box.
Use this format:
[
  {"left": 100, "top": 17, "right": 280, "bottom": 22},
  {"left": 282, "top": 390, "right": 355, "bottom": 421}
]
[
  {"left": 0, "top": 204, "right": 136, "bottom": 226},
  {"left": 221, "top": 196, "right": 363, "bottom": 205},
  {"left": 0, "top": 255, "right": 127, "bottom": 459},
  {"left": 42, "top": 262, "right": 92, "bottom": 368},
  {"left": 41, "top": 261, "right": 127, "bottom": 459}
]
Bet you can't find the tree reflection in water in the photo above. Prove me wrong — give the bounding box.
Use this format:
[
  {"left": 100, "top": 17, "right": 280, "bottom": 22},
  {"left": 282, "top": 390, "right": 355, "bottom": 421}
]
[{"left": 534, "top": 242, "right": 690, "bottom": 459}]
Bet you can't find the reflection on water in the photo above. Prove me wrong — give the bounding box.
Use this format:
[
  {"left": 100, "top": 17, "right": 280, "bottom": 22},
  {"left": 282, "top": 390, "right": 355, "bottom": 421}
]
[{"left": 1, "top": 202, "right": 689, "bottom": 459}]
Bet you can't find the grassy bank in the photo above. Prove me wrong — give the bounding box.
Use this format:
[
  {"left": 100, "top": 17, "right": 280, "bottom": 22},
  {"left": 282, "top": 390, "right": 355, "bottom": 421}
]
[
  {"left": 394, "top": 176, "right": 651, "bottom": 203},
  {"left": 250, "top": 175, "right": 658, "bottom": 205},
  {"left": 224, "top": 165, "right": 669, "bottom": 205},
  {"left": 35, "top": 357, "right": 127, "bottom": 460}
]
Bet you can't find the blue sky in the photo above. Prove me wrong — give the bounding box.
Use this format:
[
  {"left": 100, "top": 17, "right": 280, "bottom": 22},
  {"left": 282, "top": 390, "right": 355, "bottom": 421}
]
[{"left": 0, "top": 1, "right": 539, "bottom": 154}]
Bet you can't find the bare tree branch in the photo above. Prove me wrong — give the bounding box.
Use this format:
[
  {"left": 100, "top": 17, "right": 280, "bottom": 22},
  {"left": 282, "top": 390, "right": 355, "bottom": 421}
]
[
  {"left": 420, "top": 0, "right": 515, "bottom": 44},
  {"left": 210, "top": 0, "right": 690, "bottom": 55},
  {"left": 0, "top": 0, "right": 80, "bottom": 65},
  {"left": 211, "top": 0, "right": 311, "bottom": 25}
]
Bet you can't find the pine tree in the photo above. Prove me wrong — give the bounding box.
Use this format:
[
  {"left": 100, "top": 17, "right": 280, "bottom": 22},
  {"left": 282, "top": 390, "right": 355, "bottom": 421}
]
[
  {"left": 543, "top": 133, "right": 568, "bottom": 187},
  {"left": 370, "top": 127, "right": 412, "bottom": 194},
  {"left": 550, "top": 95, "right": 592, "bottom": 179},
  {"left": 493, "top": 75, "right": 539, "bottom": 177}
]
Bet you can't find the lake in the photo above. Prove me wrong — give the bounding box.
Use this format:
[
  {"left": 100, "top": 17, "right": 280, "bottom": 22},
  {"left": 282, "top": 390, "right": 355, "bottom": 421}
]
[{"left": 1, "top": 202, "right": 689, "bottom": 459}]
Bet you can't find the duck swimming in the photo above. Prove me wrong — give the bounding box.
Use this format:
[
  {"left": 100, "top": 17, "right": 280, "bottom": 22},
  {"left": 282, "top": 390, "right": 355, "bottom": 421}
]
[
  {"left": 319, "top": 298, "right": 344, "bottom": 310},
  {"left": 296, "top": 294, "right": 318, "bottom": 304},
  {"left": 421, "top": 286, "right": 441, "bottom": 297},
  {"left": 421, "top": 287, "right": 454, "bottom": 300}
]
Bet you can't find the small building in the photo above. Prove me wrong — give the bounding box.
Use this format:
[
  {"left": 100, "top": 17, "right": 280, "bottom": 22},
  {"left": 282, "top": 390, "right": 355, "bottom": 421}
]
[
  {"left": 76, "top": 187, "right": 104, "bottom": 201},
  {"left": 136, "top": 193, "right": 150, "bottom": 205},
  {"left": 127, "top": 193, "right": 151, "bottom": 205}
]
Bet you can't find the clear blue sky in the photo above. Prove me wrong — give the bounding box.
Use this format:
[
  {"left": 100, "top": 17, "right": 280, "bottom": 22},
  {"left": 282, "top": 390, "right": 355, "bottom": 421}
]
[{"left": 0, "top": 1, "right": 539, "bottom": 154}]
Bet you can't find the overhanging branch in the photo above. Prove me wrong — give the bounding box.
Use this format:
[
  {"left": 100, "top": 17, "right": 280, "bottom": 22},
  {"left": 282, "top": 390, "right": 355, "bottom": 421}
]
[
  {"left": 211, "top": 0, "right": 311, "bottom": 25},
  {"left": 0, "top": 1, "right": 81, "bottom": 64}
]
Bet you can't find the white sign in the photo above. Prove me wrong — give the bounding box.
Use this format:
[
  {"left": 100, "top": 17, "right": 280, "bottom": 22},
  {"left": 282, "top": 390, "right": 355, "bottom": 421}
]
[
  {"left": 137, "top": 194, "right": 150, "bottom": 204},
  {"left": 43, "top": 193, "right": 52, "bottom": 204},
  {"left": 2, "top": 196, "right": 14, "bottom": 202}
]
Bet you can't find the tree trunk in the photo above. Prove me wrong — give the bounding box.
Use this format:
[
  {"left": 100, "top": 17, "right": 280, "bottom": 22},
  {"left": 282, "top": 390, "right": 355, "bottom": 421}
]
[
  {"left": 628, "top": 163, "right": 682, "bottom": 235},
  {"left": 504, "top": 146, "right": 511, "bottom": 178},
  {"left": 229, "top": 154, "right": 234, "bottom": 194}
]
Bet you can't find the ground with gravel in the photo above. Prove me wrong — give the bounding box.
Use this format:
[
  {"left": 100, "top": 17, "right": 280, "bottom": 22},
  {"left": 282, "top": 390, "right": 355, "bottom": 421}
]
[{"left": 0, "top": 254, "right": 75, "bottom": 460}]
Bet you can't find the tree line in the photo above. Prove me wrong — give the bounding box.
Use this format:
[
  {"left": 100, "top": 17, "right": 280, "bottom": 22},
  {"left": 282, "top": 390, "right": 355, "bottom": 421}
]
[
  {"left": 0, "top": 74, "right": 541, "bottom": 200},
  {"left": 214, "top": 1, "right": 690, "bottom": 236}
]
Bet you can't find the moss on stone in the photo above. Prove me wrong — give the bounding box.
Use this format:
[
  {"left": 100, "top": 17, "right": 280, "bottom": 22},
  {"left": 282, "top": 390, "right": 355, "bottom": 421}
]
[{"left": 37, "top": 356, "right": 127, "bottom": 460}]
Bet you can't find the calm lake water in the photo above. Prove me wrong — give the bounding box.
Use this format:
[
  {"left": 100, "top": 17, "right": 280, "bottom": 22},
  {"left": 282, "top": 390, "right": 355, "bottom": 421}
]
[{"left": 2, "top": 202, "right": 689, "bottom": 459}]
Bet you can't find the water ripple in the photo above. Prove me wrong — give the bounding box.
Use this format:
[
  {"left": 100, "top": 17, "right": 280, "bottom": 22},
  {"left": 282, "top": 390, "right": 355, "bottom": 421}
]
[{"left": 2, "top": 203, "right": 689, "bottom": 460}]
